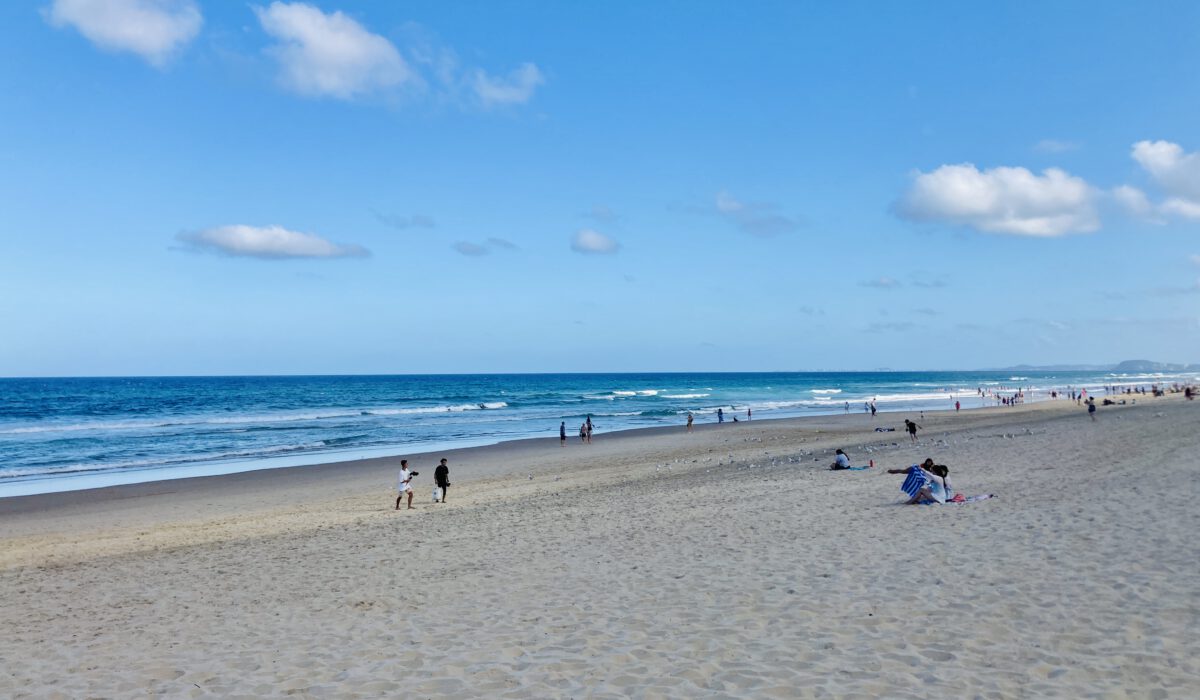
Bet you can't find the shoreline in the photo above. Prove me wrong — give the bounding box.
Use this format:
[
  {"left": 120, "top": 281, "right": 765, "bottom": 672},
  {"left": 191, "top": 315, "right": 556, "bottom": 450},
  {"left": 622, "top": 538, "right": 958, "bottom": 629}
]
[
  {"left": 0, "top": 396, "right": 1129, "bottom": 550},
  {"left": 0, "top": 391, "right": 1086, "bottom": 500},
  {"left": 1, "top": 398, "right": 1045, "bottom": 513},
  {"left": 6, "top": 370, "right": 1190, "bottom": 499},
  {"left": 2, "top": 393, "right": 1196, "bottom": 696}
]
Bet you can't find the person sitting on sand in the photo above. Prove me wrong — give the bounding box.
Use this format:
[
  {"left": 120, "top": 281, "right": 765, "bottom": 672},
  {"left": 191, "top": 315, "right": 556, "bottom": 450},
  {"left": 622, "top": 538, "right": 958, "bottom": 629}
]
[
  {"left": 928, "top": 464, "right": 953, "bottom": 501},
  {"left": 829, "top": 449, "right": 852, "bottom": 470},
  {"left": 887, "top": 458, "right": 947, "bottom": 504}
]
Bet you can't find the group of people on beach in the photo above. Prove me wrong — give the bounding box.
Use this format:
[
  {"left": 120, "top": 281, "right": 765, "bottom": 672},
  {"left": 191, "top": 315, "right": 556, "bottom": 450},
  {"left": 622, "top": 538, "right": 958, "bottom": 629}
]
[
  {"left": 560, "top": 416, "right": 595, "bottom": 445},
  {"left": 680, "top": 406, "right": 754, "bottom": 432},
  {"left": 828, "top": 449, "right": 962, "bottom": 505},
  {"left": 888, "top": 458, "right": 955, "bottom": 504},
  {"left": 396, "top": 458, "right": 451, "bottom": 510}
]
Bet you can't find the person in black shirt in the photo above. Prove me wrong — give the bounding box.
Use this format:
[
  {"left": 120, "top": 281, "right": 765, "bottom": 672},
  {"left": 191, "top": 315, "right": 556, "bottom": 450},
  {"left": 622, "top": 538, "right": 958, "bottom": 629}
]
[{"left": 434, "top": 458, "right": 450, "bottom": 503}]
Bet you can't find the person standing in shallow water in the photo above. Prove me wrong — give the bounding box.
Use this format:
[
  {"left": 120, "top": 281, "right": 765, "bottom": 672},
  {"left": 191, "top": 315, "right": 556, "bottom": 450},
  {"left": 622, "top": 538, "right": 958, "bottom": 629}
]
[
  {"left": 559, "top": 421, "right": 566, "bottom": 446},
  {"left": 434, "top": 458, "right": 450, "bottom": 503},
  {"left": 717, "top": 408, "right": 724, "bottom": 423},
  {"left": 686, "top": 412, "right": 694, "bottom": 432}
]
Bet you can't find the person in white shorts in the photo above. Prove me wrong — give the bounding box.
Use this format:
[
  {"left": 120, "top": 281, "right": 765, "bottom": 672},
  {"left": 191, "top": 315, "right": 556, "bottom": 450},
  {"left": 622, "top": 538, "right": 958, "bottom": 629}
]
[{"left": 396, "top": 459, "right": 415, "bottom": 510}]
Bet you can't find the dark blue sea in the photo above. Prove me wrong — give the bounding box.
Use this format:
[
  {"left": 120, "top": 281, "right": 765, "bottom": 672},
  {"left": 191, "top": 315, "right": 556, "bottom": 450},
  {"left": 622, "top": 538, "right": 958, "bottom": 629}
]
[{"left": 1, "top": 371, "right": 1190, "bottom": 496}]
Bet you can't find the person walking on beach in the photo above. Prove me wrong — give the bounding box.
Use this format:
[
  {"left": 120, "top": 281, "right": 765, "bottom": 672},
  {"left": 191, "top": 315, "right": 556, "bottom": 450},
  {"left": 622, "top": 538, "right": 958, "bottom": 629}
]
[
  {"left": 434, "top": 458, "right": 450, "bottom": 503},
  {"left": 585, "top": 415, "right": 593, "bottom": 443},
  {"left": 717, "top": 407, "right": 724, "bottom": 423},
  {"left": 396, "top": 460, "right": 415, "bottom": 510},
  {"left": 904, "top": 418, "right": 921, "bottom": 443},
  {"left": 955, "top": 400, "right": 960, "bottom": 412},
  {"left": 560, "top": 421, "right": 566, "bottom": 446},
  {"left": 870, "top": 401, "right": 877, "bottom": 418},
  {"left": 845, "top": 401, "right": 850, "bottom": 413},
  {"left": 686, "top": 412, "right": 694, "bottom": 432},
  {"left": 747, "top": 407, "right": 752, "bottom": 421},
  {"left": 579, "top": 421, "right": 587, "bottom": 444},
  {"left": 1087, "top": 397, "right": 1097, "bottom": 422}
]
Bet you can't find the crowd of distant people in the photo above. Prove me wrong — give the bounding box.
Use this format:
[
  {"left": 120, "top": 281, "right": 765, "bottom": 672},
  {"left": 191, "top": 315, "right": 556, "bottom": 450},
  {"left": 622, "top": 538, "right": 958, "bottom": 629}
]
[{"left": 395, "top": 378, "right": 1194, "bottom": 509}]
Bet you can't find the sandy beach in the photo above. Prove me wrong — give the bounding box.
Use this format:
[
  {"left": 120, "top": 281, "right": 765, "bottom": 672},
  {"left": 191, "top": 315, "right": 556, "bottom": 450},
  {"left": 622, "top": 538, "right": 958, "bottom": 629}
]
[{"left": 1, "top": 396, "right": 1197, "bottom": 698}]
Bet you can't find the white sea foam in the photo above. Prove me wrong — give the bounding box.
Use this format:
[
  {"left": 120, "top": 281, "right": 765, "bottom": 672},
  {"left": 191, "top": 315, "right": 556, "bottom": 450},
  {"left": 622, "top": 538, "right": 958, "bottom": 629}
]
[
  {"left": 859, "top": 391, "right": 971, "bottom": 403},
  {"left": 0, "top": 441, "right": 331, "bottom": 480},
  {"left": 661, "top": 393, "right": 710, "bottom": 399},
  {"left": 811, "top": 388, "right": 842, "bottom": 394},
  {"left": 0, "top": 402, "right": 510, "bottom": 435},
  {"left": 586, "top": 389, "right": 661, "bottom": 400}
]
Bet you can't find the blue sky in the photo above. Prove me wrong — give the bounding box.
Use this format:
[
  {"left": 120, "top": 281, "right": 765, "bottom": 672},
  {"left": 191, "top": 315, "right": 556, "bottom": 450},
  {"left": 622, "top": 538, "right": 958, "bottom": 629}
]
[{"left": 1, "top": 1, "right": 1198, "bottom": 375}]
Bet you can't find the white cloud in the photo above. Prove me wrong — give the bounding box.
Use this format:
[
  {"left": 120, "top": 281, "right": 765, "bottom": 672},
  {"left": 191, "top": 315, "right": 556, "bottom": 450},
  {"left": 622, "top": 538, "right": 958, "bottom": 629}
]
[
  {"left": 1112, "top": 185, "right": 1155, "bottom": 218},
  {"left": 254, "top": 2, "right": 413, "bottom": 99},
  {"left": 896, "top": 163, "right": 1098, "bottom": 236},
  {"left": 570, "top": 229, "right": 619, "bottom": 255},
  {"left": 45, "top": 0, "right": 202, "bottom": 68},
  {"left": 1121, "top": 141, "right": 1200, "bottom": 220},
  {"left": 1131, "top": 141, "right": 1200, "bottom": 201},
  {"left": 1162, "top": 198, "right": 1200, "bottom": 220},
  {"left": 1034, "top": 139, "right": 1080, "bottom": 153},
  {"left": 177, "top": 224, "right": 369, "bottom": 259},
  {"left": 860, "top": 276, "right": 901, "bottom": 289},
  {"left": 715, "top": 191, "right": 744, "bottom": 214},
  {"left": 712, "top": 191, "right": 799, "bottom": 236},
  {"left": 473, "top": 62, "right": 544, "bottom": 107}
]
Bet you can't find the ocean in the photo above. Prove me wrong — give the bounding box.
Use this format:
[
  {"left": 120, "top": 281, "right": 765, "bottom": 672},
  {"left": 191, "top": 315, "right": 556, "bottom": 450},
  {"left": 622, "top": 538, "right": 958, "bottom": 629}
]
[{"left": 1, "top": 371, "right": 1193, "bottom": 496}]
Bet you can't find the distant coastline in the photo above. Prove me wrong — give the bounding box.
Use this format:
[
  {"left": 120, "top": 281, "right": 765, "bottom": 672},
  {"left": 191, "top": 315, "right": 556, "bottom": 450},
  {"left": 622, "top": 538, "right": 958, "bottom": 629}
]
[{"left": 3, "top": 369, "right": 1196, "bottom": 497}]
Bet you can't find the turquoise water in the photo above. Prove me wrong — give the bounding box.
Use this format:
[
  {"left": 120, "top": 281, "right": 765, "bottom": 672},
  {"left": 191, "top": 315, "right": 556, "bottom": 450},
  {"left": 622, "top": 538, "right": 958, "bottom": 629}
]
[{"left": 1, "top": 371, "right": 1192, "bottom": 495}]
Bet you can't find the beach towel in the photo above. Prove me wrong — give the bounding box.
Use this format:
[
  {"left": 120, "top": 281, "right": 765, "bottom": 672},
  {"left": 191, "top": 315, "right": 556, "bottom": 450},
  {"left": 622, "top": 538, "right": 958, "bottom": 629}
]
[
  {"left": 900, "top": 468, "right": 928, "bottom": 499},
  {"left": 901, "top": 467, "right": 947, "bottom": 503},
  {"left": 845, "top": 466, "right": 872, "bottom": 471},
  {"left": 947, "top": 494, "right": 994, "bottom": 504}
]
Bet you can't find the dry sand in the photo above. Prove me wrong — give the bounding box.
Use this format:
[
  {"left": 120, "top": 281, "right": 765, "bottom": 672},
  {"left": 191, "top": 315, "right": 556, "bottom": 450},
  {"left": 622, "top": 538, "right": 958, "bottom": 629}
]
[{"left": 1, "top": 397, "right": 1198, "bottom": 698}]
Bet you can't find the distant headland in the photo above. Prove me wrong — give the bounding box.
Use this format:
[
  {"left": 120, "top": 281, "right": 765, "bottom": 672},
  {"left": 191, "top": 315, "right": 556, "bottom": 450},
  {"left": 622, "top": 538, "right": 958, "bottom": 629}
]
[{"left": 995, "top": 360, "right": 1200, "bottom": 373}]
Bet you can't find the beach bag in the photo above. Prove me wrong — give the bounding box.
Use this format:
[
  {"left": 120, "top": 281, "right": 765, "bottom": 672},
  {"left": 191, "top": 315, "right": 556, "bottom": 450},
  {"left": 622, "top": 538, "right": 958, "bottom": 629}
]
[{"left": 432, "top": 486, "right": 440, "bottom": 503}]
